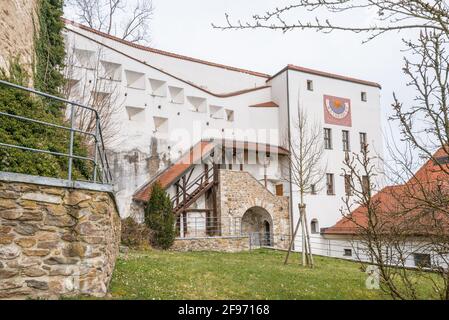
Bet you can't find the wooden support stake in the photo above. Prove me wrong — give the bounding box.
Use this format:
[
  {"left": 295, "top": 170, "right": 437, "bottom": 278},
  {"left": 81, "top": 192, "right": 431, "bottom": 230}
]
[{"left": 284, "top": 207, "right": 302, "bottom": 265}]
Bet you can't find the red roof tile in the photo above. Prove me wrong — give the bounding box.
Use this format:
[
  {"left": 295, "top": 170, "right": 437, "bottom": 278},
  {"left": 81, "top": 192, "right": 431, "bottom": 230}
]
[
  {"left": 133, "top": 139, "right": 289, "bottom": 202},
  {"left": 249, "top": 101, "right": 279, "bottom": 108},
  {"left": 268, "top": 64, "right": 382, "bottom": 89},
  {"left": 133, "top": 141, "right": 215, "bottom": 202},
  {"left": 324, "top": 148, "right": 449, "bottom": 236}
]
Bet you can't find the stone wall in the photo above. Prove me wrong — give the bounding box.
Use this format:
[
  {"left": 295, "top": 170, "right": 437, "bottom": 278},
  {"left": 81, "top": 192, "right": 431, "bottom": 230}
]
[
  {"left": 218, "top": 170, "right": 290, "bottom": 249},
  {"left": 0, "top": 0, "right": 38, "bottom": 77},
  {"left": 172, "top": 236, "right": 250, "bottom": 253},
  {"left": 0, "top": 180, "right": 121, "bottom": 299}
]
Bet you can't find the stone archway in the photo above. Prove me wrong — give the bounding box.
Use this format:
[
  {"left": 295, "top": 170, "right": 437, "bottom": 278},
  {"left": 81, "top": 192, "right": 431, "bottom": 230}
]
[
  {"left": 241, "top": 206, "right": 273, "bottom": 247},
  {"left": 218, "top": 170, "right": 290, "bottom": 249}
]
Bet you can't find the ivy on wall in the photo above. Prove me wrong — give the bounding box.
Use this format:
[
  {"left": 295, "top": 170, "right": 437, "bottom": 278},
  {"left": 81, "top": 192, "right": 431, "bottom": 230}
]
[{"left": 34, "top": 0, "right": 66, "bottom": 99}]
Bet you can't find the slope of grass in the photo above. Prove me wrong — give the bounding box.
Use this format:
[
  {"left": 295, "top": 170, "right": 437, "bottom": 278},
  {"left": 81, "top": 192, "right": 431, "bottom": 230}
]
[{"left": 109, "top": 249, "right": 391, "bottom": 300}]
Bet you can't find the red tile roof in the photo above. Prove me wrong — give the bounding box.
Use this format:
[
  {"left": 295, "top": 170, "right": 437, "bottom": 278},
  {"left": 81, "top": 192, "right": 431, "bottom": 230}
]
[
  {"left": 63, "top": 18, "right": 270, "bottom": 79},
  {"left": 268, "top": 64, "right": 382, "bottom": 89},
  {"left": 133, "top": 139, "right": 289, "bottom": 202},
  {"left": 249, "top": 101, "right": 279, "bottom": 108},
  {"left": 133, "top": 141, "right": 215, "bottom": 202},
  {"left": 324, "top": 148, "right": 449, "bottom": 236}
]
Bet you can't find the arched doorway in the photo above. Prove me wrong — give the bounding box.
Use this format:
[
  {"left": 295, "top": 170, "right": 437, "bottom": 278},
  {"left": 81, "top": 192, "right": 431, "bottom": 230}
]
[{"left": 241, "top": 206, "right": 273, "bottom": 247}]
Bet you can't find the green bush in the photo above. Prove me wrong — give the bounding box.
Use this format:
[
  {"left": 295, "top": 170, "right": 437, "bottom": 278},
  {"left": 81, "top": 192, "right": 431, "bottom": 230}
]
[
  {"left": 121, "top": 217, "right": 152, "bottom": 249},
  {"left": 145, "top": 182, "right": 175, "bottom": 249},
  {"left": 0, "top": 61, "right": 91, "bottom": 180}
]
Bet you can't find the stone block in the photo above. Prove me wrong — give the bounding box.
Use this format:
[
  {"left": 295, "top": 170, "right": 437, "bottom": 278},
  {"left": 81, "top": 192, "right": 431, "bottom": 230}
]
[
  {"left": 15, "top": 237, "right": 37, "bottom": 248},
  {"left": 23, "top": 249, "right": 51, "bottom": 257},
  {"left": 22, "top": 192, "right": 62, "bottom": 204},
  {"left": 0, "top": 244, "right": 21, "bottom": 260},
  {"left": 26, "top": 280, "right": 49, "bottom": 290}
]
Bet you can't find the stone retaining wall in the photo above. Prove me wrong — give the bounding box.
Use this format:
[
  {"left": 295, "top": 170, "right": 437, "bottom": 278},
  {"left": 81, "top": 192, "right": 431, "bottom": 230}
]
[
  {"left": 0, "top": 180, "right": 121, "bottom": 299},
  {"left": 172, "top": 236, "right": 250, "bottom": 252}
]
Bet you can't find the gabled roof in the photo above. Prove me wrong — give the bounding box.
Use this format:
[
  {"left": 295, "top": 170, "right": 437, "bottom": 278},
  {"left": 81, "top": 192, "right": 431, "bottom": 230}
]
[
  {"left": 63, "top": 18, "right": 270, "bottom": 78},
  {"left": 324, "top": 148, "right": 449, "bottom": 236},
  {"left": 268, "top": 64, "right": 382, "bottom": 89},
  {"left": 133, "top": 139, "right": 289, "bottom": 203},
  {"left": 133, "top": 141, "right": 215, "bottom": 202}
]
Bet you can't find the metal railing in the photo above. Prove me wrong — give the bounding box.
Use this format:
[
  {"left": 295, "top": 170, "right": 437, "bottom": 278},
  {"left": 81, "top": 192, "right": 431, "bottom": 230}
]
[{"left": 0, "top": 80, "right": 113, "bottom": 184}]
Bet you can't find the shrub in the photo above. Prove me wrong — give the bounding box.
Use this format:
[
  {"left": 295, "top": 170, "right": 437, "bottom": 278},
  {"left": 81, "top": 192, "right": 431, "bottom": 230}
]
[
  {"left": 0, "top": 61, "right": 91, "bottom": 180},
  {"left": 120, "top": 217, "right": 152, "bottom": 249},
  {"left": 145, "top": 182, "right": 175, "bottom": 249}
]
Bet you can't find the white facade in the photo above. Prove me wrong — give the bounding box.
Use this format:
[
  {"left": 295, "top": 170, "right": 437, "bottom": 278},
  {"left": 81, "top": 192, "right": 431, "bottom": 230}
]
[{"left": 63, "top": 21, "right": 384, "bottom": 257}]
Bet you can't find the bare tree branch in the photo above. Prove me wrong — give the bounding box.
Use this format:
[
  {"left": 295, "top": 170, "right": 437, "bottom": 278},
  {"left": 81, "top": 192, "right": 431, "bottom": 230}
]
[{"left": 66, "top": 0, "right": 154, "bottom": 44}]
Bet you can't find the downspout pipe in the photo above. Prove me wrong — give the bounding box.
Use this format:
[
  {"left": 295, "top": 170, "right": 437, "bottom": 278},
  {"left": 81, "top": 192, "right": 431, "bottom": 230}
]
[{"left": 286, "top": 70, "right": 295, "bottom": 249}]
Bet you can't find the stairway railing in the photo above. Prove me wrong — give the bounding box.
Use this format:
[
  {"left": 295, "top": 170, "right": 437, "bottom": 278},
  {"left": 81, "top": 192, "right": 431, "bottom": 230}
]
[
  {"left": 0, "top": 80, "right": 113, "bottom": 185},
  {"left": 171, "top": 165, "right": 215, "bottom": 213}
]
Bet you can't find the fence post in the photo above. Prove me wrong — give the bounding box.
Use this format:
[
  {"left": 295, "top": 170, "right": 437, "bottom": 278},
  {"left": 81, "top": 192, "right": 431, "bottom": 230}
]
[
  {"left": 93, "top": 119, "right": 99, "bottom": 182},
  {"left": 68, "top": 104, "right": 75, "bottom": 181}
]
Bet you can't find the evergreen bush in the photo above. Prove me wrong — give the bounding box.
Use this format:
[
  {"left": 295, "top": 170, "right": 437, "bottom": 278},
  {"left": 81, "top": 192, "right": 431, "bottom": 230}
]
[{"left": 145, "top": 182, "right": 175, "bottom": 249}]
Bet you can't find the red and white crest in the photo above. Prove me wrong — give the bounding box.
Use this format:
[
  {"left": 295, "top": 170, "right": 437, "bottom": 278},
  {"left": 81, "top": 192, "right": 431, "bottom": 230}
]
[{"left": 323, "top": 95, "right": 352, "bottom": 127}]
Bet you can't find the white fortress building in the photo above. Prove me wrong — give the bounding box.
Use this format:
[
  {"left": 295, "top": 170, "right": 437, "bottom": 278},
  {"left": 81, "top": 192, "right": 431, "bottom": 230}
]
[{"left": 63, "top": 20, "right": 383, "bottom": 254}]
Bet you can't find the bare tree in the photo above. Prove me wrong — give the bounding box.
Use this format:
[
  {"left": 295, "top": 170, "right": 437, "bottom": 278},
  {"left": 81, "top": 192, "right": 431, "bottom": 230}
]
[
  {"left": 342, "top": 144, "right": 449, "bottom": 300},
  {"left": 283, "top": 95, "right": 326, "bottom": 267},
  {"left": 213, "top": 1, "right": 449, "bottom": 43},
  {"left": 62, "top": 47, "right": 124, "bottom": 148},
  {"left": 65, "top": 0, "right": 154, "bottom": 44}
]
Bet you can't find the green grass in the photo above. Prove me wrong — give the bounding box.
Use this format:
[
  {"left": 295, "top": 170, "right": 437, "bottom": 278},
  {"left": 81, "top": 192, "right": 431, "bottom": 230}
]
[{"left": 109, "top": 249, "right": 393, "bottom": 300}]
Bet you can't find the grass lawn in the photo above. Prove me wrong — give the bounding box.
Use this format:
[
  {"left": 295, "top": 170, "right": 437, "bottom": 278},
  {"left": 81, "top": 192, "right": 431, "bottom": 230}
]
[{"left": 109, "top": 249, "right": 393, "bottom": 300}]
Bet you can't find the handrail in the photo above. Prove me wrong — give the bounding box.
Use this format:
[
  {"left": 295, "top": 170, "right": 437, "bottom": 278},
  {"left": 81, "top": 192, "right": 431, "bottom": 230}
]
[
  {"left": 0, "top": 80, "right": 113, "bottom": 185},
  {"left": 171, "top": 166, "right": 214, "bottom": 205}
]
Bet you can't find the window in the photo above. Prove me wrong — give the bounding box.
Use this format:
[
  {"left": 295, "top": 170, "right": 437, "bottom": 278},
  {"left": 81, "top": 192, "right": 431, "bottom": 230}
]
[
  {"left": 344, "top": 174, "right": 352, "bottom": 196},
  {"left": 360, "top": 132, "right": 367, "bottom": 152},
  {"left": 435, "top": 156, "right": 449, "bottom": 165},
  {"left": 324, "top": 128, "right": 332, "bottom": 149},
  {"left": 362, "top": 175, "right": 370, "bottom": 195},
  {"left": 311, "top": 184, "right": 317, "bottom": 195},
  {"left": 311, "top": 219, "right": 319, "bottom": 234},
  {"left": 326, "top": 173, "right": 335, "bottom": 195},
  {"left": 344, "top": 249, "right": 353, "bottom": 257},
  {"left": 275, "top": 184, "right": 284, "bottom": 196},
  {"left": 342, "top": 130, "right": 350, "bottom": 152},
  {"left": 307, "top": 80, "right": 314, "bottom": 91},
  {"left": 225, "top": 109, "right": 234, "bottom": 122},
  {"left": 413, "top": 253, "right": 431, "bottom": 268},
  {"left": 361, "top": 91, "right": 367, "bottom": 102}
]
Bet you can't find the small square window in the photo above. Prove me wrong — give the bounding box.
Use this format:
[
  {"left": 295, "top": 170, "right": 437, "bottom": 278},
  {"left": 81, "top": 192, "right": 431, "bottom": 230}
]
[
  {"left": 225, "top": 109, "right": 234, "bottom": 122},
  {"left": 362, "top": 175, "right": 370, "bottom": 195},
  {"left": 342, "top": 130, "right": 350, "bottom": 152},
  {"left": 326, "top": 173, "right": 335, "bottom": 195},
  {"left": 360, "top": 132, "right": 367, "bottom": 152},
  {"left": 344, "top": 174, "right": 352, "bottom": 196},
  {"left": 307, "top": 80, "right": 314, "bottom": 91},
  {"left": 413, "top": 253, "right": 431, "bottom": 268},
  {"left": 324, "top": 128, "right": 332, "bottom": 150},
  {"left": 361, "top": 92, "right": 367, "bottom": 102},
  {"left": 344, "top": 249, "right": 352, "bottom": 257},
  {"left": 311, "top": 184, "right": 317, "bottom": 195}
]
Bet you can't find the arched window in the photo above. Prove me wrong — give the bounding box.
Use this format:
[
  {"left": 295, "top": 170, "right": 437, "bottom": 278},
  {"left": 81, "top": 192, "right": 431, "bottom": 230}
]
[{"left": 311, "top": 219, "right": 319, "bottom": 234}]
